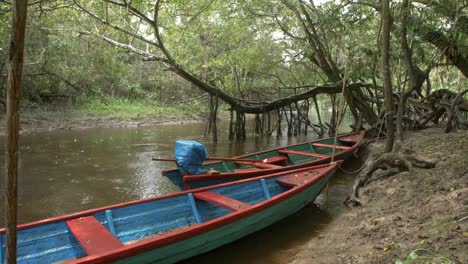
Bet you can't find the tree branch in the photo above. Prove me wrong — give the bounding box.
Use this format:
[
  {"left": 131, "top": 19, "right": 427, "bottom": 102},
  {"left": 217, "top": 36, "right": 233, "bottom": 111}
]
[
  {"left": 74, "top": 0, "right": 160, "bottom": 48},
  {"left": 80, "top": 31, "right": 170, "bottom": 65}
]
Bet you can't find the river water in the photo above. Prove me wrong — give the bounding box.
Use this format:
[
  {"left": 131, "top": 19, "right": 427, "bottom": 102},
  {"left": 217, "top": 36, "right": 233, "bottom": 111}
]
[{"left": 0, "top": 120, "right": 359, "bottom": 263}]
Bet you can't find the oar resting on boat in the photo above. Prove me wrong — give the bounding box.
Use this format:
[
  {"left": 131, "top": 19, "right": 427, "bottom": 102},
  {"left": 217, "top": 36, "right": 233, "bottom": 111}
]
[
  {"left": 152, "top": 157, "right": 266, "bottom": 163},
  {"left": 0, "top": 163, "right": 340, "bottom": 264},
  {"left": 161, "top": 131, "right": 365, "bottom": 190}
]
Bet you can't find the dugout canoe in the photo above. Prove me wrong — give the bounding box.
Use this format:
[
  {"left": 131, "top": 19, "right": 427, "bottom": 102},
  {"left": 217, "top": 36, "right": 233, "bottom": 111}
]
[
  {"left": 163, "top": 131, "right": 364, "bottom": 189},
  {"left": 0, "top": 163, "right": 339, "bottom": 264}
]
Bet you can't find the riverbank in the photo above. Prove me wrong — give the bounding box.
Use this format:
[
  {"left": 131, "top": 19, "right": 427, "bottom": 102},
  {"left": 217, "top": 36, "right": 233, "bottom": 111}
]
[
  {"left": 0, "top": 105, "right": 211, "bottom": 135},
  {"left": 293, "top": 127, "right": 467, "bottom": 264}
]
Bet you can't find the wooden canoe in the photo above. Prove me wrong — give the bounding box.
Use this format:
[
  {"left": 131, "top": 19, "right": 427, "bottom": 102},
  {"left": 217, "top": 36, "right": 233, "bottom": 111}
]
[
  {"left": 163, "top": 131, "right": 364, "bottom": 189},
  {"left": 0, "top": 163, "right": 339, "bottom": 264}
]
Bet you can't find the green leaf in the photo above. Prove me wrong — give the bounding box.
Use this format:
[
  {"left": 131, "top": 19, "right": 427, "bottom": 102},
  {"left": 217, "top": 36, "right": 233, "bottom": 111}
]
[{"left": 406, "top": 251, "right": 418, "bottom": 263}]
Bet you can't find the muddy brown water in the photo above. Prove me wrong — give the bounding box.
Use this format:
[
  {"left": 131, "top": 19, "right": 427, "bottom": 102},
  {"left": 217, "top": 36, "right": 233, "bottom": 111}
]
[{"left": 0, "top": 121, "right": 359, "bottom": 263}]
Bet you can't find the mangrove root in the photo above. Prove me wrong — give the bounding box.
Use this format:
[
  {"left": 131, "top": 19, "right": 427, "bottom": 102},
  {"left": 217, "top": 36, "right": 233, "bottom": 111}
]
[{"left": 344, "top": 149, "right": 436, "bottom": 207}]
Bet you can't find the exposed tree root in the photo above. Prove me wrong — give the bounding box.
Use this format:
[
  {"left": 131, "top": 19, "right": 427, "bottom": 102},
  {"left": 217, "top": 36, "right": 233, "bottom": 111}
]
[{"left": 344, "top": 149, "right": 436, "bottom": 207}]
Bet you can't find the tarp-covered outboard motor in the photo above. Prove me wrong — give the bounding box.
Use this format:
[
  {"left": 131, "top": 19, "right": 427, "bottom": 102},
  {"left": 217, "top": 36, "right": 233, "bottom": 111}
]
[{"left": 174, "top": 140, "right": 208, "bottom": 175}]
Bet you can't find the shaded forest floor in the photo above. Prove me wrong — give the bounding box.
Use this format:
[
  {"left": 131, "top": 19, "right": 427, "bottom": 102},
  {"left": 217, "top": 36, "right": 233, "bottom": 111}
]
[{"left": 293, "top": 127, "right": 468, "bottom": 264}]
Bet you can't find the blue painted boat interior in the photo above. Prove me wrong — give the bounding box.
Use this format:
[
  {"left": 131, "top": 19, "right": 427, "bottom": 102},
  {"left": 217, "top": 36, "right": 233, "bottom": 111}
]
[{"left": 0, "top": 172, "right": 299, "bottom": 264}]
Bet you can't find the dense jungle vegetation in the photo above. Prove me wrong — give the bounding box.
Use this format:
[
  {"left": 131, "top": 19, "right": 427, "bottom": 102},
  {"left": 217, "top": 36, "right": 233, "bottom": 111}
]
[
  {"left": 0, "top": 0, "right": 466, "bottom": 139},
  {"left": 1, "top": 1, "right": 467, "bottom": 263}
]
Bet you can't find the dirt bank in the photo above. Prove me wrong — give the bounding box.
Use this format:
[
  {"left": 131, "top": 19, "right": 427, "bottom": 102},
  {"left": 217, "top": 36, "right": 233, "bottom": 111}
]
[
  {"left": 293, "top": 127, "right": 467, "bottom": 264},
  {"left": 0, "top": 109, "right": 207, "bottom": 136}
]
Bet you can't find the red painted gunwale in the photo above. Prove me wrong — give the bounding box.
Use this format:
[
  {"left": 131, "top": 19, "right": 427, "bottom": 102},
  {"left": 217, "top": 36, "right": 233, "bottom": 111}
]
[
  {"left": 171, "top": 131, "right": 364, "bottom": 188},
  {"left": 312, "top": 143, "right": 350, "bottom": 150},
  {"left": 0, "top": 162, "right": 340, "bottom": 264}
]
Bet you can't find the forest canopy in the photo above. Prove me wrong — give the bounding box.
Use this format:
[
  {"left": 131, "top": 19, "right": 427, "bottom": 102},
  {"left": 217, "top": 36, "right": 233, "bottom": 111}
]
[{"left": 0, "top": 0, "right": 466, "bottom": 138}]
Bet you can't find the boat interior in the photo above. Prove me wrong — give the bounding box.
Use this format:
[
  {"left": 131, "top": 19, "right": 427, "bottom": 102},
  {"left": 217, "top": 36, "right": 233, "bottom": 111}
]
[
  {"left": 163, "top": 136, "right": 356, "bottom": 189},
  {"left": 2, "top": 168, "right": 327, "bottom": 264}
]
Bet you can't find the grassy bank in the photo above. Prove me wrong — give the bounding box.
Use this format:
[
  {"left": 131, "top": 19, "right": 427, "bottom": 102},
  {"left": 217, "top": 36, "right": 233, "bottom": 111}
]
[
  {"left": 0, "top": 97, "right": 215, "bottom": 135},
  {"left": 19, "top": 96, "right": 209, "bottom": 119},
  {"left": 77, "top": 97, "right": 208, "bottom": 119}
]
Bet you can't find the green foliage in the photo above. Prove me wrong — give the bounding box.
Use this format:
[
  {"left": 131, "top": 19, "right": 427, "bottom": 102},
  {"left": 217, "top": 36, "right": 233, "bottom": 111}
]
[
  {"left": 395, "top": 249, "right": 455, "bottom": 264},
  {"left": 0, "top": 0, "right": 465, "bottom": 111}
]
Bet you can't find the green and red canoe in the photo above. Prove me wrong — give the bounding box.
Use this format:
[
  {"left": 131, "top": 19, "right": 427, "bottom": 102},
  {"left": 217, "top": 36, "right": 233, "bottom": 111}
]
[
  {"left": 0, "top": 163, "right": 339, "bottom": 264},
  {"left": 163, "top": 131, "right": 364, "bottom": 189}
]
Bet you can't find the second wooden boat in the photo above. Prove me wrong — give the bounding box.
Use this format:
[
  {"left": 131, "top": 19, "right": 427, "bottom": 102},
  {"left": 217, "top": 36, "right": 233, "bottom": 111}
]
[{"left": 163, "top": 131, "right": 364, "bottom": 189}]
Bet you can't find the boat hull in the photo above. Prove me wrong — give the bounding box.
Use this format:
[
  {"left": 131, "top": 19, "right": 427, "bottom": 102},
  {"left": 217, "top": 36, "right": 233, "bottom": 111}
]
[
  {"left": 115, "top": 174, "right": 330, "bottom": 264},
  {"left": 1, "top": 164, "right": 338, "bottom": 264}
]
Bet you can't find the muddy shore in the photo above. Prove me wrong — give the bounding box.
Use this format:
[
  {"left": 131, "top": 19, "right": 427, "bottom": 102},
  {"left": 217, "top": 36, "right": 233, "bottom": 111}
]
[{"left": 293, "top": 127, "right": 467, "bottom": 264}]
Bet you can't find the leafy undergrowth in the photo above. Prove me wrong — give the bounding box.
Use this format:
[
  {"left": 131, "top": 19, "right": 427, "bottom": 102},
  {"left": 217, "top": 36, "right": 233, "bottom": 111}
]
[
  {"left": 396, "top": 249, "right": 455, "bottom": 264},
  {"left": 292, "top": 127, "right": 467, "bottom": 264}
]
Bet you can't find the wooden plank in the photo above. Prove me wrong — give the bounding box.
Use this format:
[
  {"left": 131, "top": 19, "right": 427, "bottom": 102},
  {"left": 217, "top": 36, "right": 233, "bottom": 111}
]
[
  {"left": 278, "top": 149, "right": 329, "bottom": 159},
  {"left": 66, "top": 216, "right": 123, "bottom": 256},
  {"left": 260, "top": 179, "right": 271, "bottom": 199},
  {"left": 105, "top": 210, "right": 117, "bottom": 236},
  {"left": 194, "top": 192, "right": 250, "bottom": 211},
  {"left": 187, "top": 193, "right": 202, "bottom": 224},
  {"left": 233, "top": 168, "right": 261, "bottom": 173},
  {"left": 235, "top": 161, "right": 283, "bottom": 169},
  {"left": 312, "top": 143, "right": 350, "bottom": 150},
  {"left": 276, "top": 171, "right": 321, "bottom": 187}
]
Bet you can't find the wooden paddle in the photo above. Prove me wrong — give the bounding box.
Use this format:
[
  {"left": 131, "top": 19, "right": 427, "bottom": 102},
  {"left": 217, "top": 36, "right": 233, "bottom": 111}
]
[{"left": 152, "top": 157, "right": 265, "bottom": 163}]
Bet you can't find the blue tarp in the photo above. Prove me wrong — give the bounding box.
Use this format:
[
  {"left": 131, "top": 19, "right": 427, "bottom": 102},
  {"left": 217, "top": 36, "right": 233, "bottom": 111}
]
[{"left": 174, "top": 140, "right": 208, "bottom": 175}]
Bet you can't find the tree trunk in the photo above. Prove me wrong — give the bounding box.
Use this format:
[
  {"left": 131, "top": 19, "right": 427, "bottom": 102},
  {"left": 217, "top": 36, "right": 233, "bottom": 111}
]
[
  {"left": 312, "top": 96, "right": 324, "bottom": 136},
  {"left": 382, "top": 0, "right": 394, "bottom": 153},
  {"left": 5, "top": 0, "right": 28, "bottom": 263},
  {"left": 276, "top": 109, "right": 282, "bottom": 137},
  {"left": 229, "top": 109, "right": 234, "bottom": 140},
  {"left": 400, "top": 0, "right": 428, "bottom": 97}
]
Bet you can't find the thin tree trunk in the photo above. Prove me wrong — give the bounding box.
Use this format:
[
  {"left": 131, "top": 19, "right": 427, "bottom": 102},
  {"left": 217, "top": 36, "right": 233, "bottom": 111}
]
[
  {"left": 312, "top": 96, "right": 324, "bottom": 136},
  {"left": 277, "top": 109, "right": 282, "bottom": 137},
  {"left": 5, "top": 0, "right": 28, "bottom": 263},
  {"left": 329, "top": 94, "right": 337, "bottom": 136},
  {"left": 382, "top": 0, "right": 394, "bottom": 153},
  {"left": 211, "top": 95, "right": 218, "bottom": 142},
  {"left": 229, "top": 109, "right": 234, "bottom": 140},
  {"left": 395, "top": 61, "right": 405, "bottom": 151}
]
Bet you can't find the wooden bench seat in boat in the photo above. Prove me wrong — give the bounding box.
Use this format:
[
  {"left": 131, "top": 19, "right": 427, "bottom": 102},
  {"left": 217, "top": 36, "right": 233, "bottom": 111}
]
[
  {"left": 312, "top": 143, "right": 350, "bottom": 150},
  {"left": 66, "top": 216, "right": 123, "bottom": 255},
  {"left": 277, "top": 149, "right": 329, "bottom": 159},
  {"left": 276, "top": 171, "right": 321, "bottom": 187},
  {"left": 194, "top": 192, "right": 250, "bottom": 211}
]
